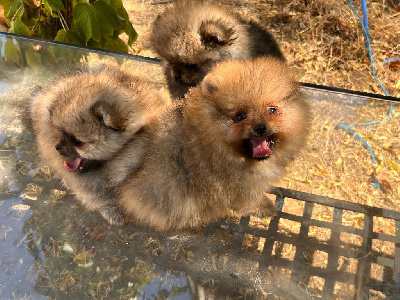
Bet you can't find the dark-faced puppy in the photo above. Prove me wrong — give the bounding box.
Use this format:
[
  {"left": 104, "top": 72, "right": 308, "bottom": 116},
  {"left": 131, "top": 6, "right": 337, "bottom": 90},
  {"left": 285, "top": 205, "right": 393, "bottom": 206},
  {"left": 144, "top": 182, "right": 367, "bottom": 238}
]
[
  {"left": 150, "top": 0, "right": 285, "bottom": 99},
  {"left": 119, "top": 57, "right": 311, "bottom": 231},
  {"left": 31, "top": 67, "right": 168, "bottom": 224}
]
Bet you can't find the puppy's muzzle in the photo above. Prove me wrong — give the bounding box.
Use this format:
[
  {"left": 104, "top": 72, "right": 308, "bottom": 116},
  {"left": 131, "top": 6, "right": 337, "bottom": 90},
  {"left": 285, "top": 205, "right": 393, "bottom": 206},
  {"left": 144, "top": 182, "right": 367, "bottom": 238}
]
[
  {"left": 55, "top": 142, "right": 78, "bottom": 159},
  {"left": 55, "top": 143, "right": 70, "bottom": 157},
  {"left": 253, "top": 124, "right": 268, "bottom": 137}
]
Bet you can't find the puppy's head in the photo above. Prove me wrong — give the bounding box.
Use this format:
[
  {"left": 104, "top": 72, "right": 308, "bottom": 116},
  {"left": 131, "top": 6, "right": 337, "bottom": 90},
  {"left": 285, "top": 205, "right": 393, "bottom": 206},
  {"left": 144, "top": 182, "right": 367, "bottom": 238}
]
[
  {"left": 47, "top": 69, "right": 162, "bottom": 172},
  {"left": 150, "top": 0, "right": 246, "bottom": 98},
  {"left": 186, "top": 57, "right": 311, "bottom": 164}
]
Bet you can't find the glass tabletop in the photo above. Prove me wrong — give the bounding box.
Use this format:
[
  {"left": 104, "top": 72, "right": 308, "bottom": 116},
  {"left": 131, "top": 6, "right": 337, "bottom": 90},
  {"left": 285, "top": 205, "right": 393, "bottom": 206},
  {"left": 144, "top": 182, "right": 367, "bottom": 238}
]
[{"left": 1, "top": 33, "right": 399, "bottom": 299}]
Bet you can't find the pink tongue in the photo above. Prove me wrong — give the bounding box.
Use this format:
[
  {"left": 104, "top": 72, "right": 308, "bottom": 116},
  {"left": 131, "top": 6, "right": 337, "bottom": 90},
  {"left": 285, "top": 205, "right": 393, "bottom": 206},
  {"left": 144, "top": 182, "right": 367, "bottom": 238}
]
[
  {"left": 251, "top": 138, "right": 271, "bottom": 157},
  {"left": 64, "top": 158, "right": 83, "bottom": 171}
]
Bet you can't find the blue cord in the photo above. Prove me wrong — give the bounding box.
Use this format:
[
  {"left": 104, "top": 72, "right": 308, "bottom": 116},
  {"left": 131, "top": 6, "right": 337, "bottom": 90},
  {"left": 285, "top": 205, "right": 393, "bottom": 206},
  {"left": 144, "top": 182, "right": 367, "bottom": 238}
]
[
  {"left": 337, "top": 124, "right": 380, "bottom": 188},
  {"left": 340, "top": 0, "right": 393, "bottom": 189},
  {"left": 348, "top": 0, "right": 390, "bottom": 97},
  {"left": 361, "top": 0, "right": 370, "bottom": 45}
]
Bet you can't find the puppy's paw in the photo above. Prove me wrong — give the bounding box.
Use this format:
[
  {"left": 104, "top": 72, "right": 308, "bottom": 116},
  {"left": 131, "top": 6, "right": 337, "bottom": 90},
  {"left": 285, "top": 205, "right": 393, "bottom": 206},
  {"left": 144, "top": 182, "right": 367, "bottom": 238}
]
[
  {"left": 99, "top": 206, "right": 124, "bottom": 226},
  {"left": 237, "top": 197, "right": 277, "bottom": 218},
  {"left": 252, "top": 203, "right": 277, "bottom": 218}
]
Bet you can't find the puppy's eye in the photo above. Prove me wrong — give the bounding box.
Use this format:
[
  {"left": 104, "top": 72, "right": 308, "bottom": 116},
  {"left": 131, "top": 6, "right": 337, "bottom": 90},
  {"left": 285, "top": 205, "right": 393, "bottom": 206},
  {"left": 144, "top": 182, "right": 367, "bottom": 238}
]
[
  {"left": 233, "top": 112, "right": 247, "bottom": 123},
  {"left": 267, "top": 107, "right": 278, "bottom": 115},
  {"left": 72, "top": 136, "right": 84, "bottom": 147}
]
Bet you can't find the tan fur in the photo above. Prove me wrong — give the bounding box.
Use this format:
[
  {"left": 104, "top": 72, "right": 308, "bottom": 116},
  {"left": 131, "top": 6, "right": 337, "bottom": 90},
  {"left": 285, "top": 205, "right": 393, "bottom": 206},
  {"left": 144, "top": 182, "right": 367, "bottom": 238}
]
[
  {"left": 31, "top": 67, "right": 168, "bottom": 225},
  {"left": 119, "top": 57, "right": 311, "bottom": 231},
  {"left": 150, "top": 0, "right": 285, "bottom": 99}
]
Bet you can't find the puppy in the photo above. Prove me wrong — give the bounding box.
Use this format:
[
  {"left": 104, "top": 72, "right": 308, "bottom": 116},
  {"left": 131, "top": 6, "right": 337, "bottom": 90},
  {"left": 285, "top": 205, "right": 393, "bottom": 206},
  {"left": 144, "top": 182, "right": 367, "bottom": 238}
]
[
  {"left": 150, "top": 0, "right": 285, "bottom": 99},
  {"left": 31, "top": 67, "right": 168, "bottom": 225},
  {"left": 119, "top": 57, "right": 311, "bottom": 231}
]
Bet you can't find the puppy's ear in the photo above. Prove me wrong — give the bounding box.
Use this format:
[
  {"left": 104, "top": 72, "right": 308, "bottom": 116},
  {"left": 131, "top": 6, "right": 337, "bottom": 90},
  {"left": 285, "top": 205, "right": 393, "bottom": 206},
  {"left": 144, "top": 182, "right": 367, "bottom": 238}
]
[
  {"left": 200, "top": 20, "right": 235, "bottom": 48},
  {"left": 92, "top": 101, "right": 127, "bottom": 131},
  {"left": 201, "top": 74, "right": 218, "bottom": 97}
]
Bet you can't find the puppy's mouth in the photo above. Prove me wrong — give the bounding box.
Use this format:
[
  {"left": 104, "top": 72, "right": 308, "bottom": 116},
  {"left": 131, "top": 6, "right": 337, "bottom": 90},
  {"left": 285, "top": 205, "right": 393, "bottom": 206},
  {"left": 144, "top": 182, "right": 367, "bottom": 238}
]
[
  {"left": 244, "top": 136, "right": 277, "bottom": 161},
  {"left": 64, "top": 157, "right": 85, "bottom": 171},
  {"left": 63, "top": 157, "right": 104, "bottom": 172}
]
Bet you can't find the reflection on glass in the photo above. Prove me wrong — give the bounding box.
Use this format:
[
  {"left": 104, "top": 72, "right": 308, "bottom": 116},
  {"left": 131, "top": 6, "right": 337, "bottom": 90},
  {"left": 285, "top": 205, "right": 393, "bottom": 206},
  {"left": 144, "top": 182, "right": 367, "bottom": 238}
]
[{"left": 0, "top": 33, "right": 399, "bottom": 299}]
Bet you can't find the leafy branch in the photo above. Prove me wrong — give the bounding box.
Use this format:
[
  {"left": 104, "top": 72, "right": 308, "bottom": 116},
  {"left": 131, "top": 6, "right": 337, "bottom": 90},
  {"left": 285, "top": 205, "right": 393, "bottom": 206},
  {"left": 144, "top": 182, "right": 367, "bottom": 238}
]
[{"left": 3, "top": 0, "right": 137, "bottom": 53}]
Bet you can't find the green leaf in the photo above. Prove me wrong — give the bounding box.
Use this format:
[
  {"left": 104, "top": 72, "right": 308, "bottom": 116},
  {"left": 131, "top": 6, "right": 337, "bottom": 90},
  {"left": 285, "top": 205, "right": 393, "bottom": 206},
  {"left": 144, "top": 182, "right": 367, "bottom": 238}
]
[
  {"left": 11, "top": 19, "right": 30, "bottom": 36},
  {"left": 54, "top": 29, "right": 85, "bottom": 45},
  {"left": 121, "top": 21, "right": 138, "bottom": 46},
  {"left": 101, "top": 36, "right": 128, "bottom": 52},
  {"left": 72, "top": 0, "right": 87, "bottom": 6},
  {"left": 93, "top": 0, "right": 120, "bottom": 29},
  {"left": 109, "top": 0, "right": 129, "bottom": 22},
  {"left": 73, "top": 3, "right": 101, "bottom": 43},
  {"left": 43, "top": 0, "right": 66, "bottom": 11},
  {"left": 38, "top": 23, "right": 52, "bottom": 40},
  {"left": 2, "top": 0, "right": 15, "bottom": 18},
  {"left": 87, "top": 39, "right": 102, "bottom": 50},
  {"left": 92, "top": 0, "right": 120, "bottom": 36},
  {"left": 42, "top": 1, "right": 57, "bottom": 16},
  {"left": 6, "top": 0, "right": 25, "bottom": 22},
  {"left": 4, "top": 39, "right": 21, "bottom": 64},
  {"left": 109, "top": 0, "right": 137, "bottom": 45},
  {"left": 72, "top": 3, "right": 101, "bottom": 43}
]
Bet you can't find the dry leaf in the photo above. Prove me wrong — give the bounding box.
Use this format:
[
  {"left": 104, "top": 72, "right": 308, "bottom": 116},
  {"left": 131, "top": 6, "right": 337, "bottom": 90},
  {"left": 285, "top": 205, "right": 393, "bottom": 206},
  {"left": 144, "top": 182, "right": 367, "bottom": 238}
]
[
  {"left": 318, "top": 184, "right": 328, "bottom": 190},
  {"left": 383, "top": 142, "right": 400, "bottom": 154},
  {"left": 377, "top": 172, "right": 393, "bottom": 193},
  {"left": 389, "top": 60, "right": 400, "bottom": 70},
  {"left": 388, "top": 160, "right": 399, "bottom": 174},
  {"left": 84, "top": 224, "right": 109, "bottom": 242}
]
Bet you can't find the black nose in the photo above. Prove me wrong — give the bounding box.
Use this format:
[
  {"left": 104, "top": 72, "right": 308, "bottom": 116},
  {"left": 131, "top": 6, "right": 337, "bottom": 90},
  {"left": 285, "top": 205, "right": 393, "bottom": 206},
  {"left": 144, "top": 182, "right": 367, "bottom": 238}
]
[
  {"left": 254, "top": 124, "right": 267, "bottom": 136},
  {"left": 174, "top": 74, "right": 182, "bottom": 83},
  {"left": 55, "top": 144, "right": 62, "bottom": 151},
  {"left": 172, "top": 67, "right": 183, "bottom": 83}
]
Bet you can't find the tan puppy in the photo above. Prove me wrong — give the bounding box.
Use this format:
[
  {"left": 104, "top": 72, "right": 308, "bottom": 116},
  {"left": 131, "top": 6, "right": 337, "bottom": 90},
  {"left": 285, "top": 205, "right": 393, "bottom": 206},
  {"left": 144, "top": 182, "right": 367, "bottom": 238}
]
[
  {"left": 31, "top": 67, "right": 168, "bottom": 225},
  {"left": 119, "top": 57, "right": 311, "bottom": 230},
  {"left": 150, "top": 0, "right": 285, "bottom": 99}
]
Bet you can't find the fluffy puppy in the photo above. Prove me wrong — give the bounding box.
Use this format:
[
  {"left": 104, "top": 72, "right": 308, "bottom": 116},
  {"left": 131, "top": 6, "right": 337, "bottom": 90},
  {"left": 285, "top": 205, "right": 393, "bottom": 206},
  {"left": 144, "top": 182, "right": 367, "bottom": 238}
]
[
  {"left": 119, "top": 57, "right": 311, "bottom": 231},
  {"left": 150, "top": 0, "right": 285, "bottom": 99},
  {"left": 31, "top": 67, "right": 168, "bottom": 225}
]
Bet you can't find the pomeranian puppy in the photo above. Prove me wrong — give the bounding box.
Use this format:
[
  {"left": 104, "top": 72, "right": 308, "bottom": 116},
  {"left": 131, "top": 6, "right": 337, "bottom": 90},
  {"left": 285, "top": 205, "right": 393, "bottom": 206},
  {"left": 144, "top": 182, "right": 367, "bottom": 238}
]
[
  {"left": 119, "top": 57, "right": 311, "bottom": 231},
  {"left": 150, "top": 0, "right": 285, "bottom": 99},
  {"left": 31, "top": 67, "right": 168, "bottom": 225}
]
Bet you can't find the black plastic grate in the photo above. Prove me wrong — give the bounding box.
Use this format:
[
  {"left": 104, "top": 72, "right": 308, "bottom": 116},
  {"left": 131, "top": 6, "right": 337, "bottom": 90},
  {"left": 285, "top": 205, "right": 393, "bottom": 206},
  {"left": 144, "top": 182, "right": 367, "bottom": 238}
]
[{"left": 114, "top": 187, "right": 400, "bottom": 299}]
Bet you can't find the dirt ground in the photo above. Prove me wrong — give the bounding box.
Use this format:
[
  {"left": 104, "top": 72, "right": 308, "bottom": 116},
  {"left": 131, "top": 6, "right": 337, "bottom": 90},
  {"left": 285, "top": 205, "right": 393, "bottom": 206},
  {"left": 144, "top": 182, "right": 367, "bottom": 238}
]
[{"left": 123, "top": 0, "right": 399, "bottom": 97}]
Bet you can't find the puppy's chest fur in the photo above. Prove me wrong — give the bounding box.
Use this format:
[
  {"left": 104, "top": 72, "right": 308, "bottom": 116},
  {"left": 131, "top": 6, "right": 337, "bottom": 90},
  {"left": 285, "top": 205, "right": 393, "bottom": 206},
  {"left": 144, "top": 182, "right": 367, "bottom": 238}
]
[{"left": 179, "top": 134, "right": 274, "bottom": 211}]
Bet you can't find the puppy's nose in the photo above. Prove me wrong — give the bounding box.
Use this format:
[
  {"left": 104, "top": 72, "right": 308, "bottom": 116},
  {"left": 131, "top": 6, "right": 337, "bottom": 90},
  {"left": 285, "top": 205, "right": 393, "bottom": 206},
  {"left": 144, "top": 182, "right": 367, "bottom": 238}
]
[
  {"left": 171, "top": 67, "right": 183, "bottom": 83},
  {"left": 55, "top": 144, "right": 62, "bottom": 151},
  {"left": 253, "top": 124, "right": 267, "bottom": 136}
]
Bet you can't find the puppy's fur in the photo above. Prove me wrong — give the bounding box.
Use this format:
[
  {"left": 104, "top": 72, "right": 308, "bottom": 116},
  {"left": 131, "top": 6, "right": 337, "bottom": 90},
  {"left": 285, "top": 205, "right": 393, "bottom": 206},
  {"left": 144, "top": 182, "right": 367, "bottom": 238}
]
[
  {"left": 31, "top": 67, "right": 168, "bottom": 225},
  {"left": 150, "top": 0, "right": 285, "bottom": 99},
  {"left": 119, "top": 57, "right": 311, "bottom": 231}
]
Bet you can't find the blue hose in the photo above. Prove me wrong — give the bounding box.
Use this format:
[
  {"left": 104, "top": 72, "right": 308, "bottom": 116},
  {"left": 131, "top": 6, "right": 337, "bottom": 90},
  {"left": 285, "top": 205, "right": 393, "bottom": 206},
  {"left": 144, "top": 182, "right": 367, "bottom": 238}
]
[
  {"left": 361, "top": 0, "right": 370, "bottom": 47},
  {"left": 341, "top": 0, "right": 393, "bottom": 189}
]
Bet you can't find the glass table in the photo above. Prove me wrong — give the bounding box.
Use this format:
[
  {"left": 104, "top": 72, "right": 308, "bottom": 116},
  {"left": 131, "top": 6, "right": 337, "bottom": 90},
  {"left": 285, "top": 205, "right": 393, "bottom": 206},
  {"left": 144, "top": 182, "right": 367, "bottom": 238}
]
[{"left": 1, "top": 33, "right": 399, "bottom": 299}]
